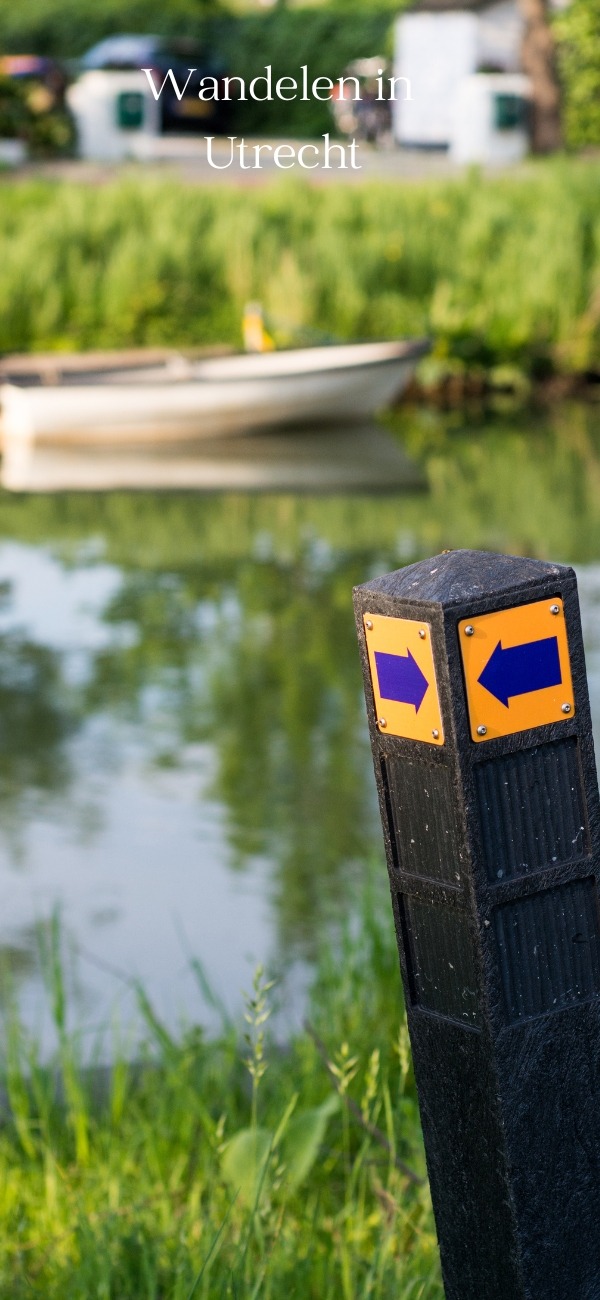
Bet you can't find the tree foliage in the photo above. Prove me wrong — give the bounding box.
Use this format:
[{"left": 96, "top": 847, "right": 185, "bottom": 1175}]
[{"left": 555, "top": 0, "right": 600, "bottom": 147}]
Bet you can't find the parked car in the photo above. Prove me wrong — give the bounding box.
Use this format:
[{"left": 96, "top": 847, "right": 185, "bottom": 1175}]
[{"left": 79, "top": 35, "right": 230, "bottom": 133}]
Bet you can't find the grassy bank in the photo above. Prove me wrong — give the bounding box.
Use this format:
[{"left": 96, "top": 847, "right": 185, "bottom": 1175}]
[
  {"left": 1, "top": 162, "right": 600, "bottom": 380},
  {"left": 0, "top": 888, "right": 440, "bottom": 1298}
]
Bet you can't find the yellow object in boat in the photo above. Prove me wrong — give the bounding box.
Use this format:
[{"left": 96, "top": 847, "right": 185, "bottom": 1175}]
[{"left": 243, "top": 302, "right": 275, "bottom": 353}]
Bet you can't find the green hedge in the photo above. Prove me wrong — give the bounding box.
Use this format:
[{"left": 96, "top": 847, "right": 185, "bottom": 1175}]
[
  {"left": 0, "top": 3, "right": 396, "bottom": 136},
  {"left": 205, "top": 11, "right": 396, "bottom": 135},
  {"left": 0, "top": 0, "right": 219, "bottom": 57}
]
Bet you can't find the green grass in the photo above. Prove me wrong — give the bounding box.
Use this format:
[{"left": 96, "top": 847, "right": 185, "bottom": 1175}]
[
  {"left": 0, "top": 886, "right": 442, "bottom": 1298},
  {"left": 1, "top": 161, "right": 600, "bottom": 377}
]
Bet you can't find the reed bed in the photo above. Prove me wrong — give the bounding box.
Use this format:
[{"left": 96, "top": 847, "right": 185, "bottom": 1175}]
[{"left": 1, "top": 160, "right": 599, "bottom": 377}]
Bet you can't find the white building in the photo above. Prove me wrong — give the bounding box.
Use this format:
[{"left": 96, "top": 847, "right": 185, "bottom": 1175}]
[{"left": 394, "top": 0, "right": 525, "bottom": 148}]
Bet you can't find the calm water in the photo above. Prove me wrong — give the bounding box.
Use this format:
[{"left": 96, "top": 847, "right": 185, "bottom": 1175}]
[{"left": 1, "top": 401, "right": 600, "bottom": 1051}]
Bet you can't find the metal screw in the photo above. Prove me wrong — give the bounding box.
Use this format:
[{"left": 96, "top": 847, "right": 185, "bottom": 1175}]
[
  {"left": 365, "top": 619, "right": 373, "bottom": 630},
  {"left": 419, "top": 628, "right": 426, "bottom": 639},
  {"left": 550, "top": 604, "right": 560, "bottom": 616},
  {"left": 477, "top": 725, "right": 488, "bottom": 736},
  {"left": 432, "top": 728, "right": 440, "bottom": 739},
  {"left": 465, "top": 625, "right": 475, "bottom": 637},
  {"left": 562, "top": 703, "right": 572, "bottom": 714},
  {"left": 379, "top": 718, "right": 387, "bottom": 729}
]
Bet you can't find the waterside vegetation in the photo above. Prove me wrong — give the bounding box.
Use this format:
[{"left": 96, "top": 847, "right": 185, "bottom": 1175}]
[
  {"left": 0, "top": 897, "right": 441, "bottom": 1298},
  {"left": 1, "top": 164, "right": 600, "bottom": 384}
]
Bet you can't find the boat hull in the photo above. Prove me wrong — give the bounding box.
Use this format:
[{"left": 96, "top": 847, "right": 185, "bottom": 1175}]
[{"left": 0, "top": 340, "right": 428, "bottom": 445}]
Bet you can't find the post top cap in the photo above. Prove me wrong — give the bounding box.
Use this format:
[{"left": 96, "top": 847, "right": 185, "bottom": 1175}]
[{"left": 355, "top": 549, "right": 573, "bottom": 607}]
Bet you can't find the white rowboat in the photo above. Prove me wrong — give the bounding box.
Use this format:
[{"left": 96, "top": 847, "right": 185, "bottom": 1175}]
[{"left": 0, "top": 339, "right": 429, "bottom": 446}]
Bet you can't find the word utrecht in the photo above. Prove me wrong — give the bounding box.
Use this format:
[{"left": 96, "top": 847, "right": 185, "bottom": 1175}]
[{"left": 204, "top": 134, "right": 360, "bottom": 171}]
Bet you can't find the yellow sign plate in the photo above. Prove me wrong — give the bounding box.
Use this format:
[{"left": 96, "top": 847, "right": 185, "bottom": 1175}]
[
  {"left": 459, "top": 598, "right": 575, "bottom": 743},
  {"left": 364, "top": 613, "right": 444, "bottom": 745}
]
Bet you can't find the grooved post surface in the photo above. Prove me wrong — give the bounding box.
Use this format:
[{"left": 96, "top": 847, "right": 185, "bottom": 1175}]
[
  {"left": 400, "top": 896, "right": 482, "bottom": 1025},
  {"left": 475, "top": 739, "right": 588, "bottom": 882},
  {"left": 493, "top": 879, "right": 600, "bottom": 1022},
  {"left": 384, "top": 756, "right": 463, "bottom": 885}
]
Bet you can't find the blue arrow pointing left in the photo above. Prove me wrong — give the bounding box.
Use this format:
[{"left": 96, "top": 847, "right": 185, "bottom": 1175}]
[
  {"left": 478, "top": 635, "right": 561, "bottom": 707},
  {"left": 374, "top": 649, "right": 429, "bottom": 712}
]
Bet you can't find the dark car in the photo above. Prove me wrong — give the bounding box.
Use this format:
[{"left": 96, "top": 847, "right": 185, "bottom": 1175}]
[{"left": 80, "top": 35, "right": 229, "bottom": 133}]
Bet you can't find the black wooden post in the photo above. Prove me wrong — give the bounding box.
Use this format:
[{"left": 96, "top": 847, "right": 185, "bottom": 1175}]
[{"left": 353, "top": 550, "right": 600, "bottom": 1300}]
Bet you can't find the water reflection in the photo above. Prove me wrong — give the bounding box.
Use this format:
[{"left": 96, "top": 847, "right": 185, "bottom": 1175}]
[
  {"left": 0, "top": 402, "right": 599, "bottom": 1040},
  {"left": 2, "top": 424, "right": 426, "bottom": 494},
  {"left": 0, "top": 628, "right": 76, "bottom": 858}
]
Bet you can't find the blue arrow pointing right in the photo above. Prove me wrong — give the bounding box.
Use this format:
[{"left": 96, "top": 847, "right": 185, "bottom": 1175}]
[
  {"left": 478, "top": 635, "right": 562, "bottom": 708},
  {"left": 375, "top": 649, "right": 430, "bottom": 712}
]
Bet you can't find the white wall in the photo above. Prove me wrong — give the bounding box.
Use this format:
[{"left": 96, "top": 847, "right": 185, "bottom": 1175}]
[
  {"left": 393, "top": 1, "right": 523, "bottom": 146},
  {"left": 450, "top": 72, "right": 531, "bottom": 163},
  {"left": 394, "top": 11, "right": 479, "bottom": 145},
  {"left": 67, "top": 71, "right": 160, "bottom": 161},
  {"left": 477, "top": 0, "right": 524, "bottom": 72}
]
